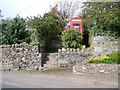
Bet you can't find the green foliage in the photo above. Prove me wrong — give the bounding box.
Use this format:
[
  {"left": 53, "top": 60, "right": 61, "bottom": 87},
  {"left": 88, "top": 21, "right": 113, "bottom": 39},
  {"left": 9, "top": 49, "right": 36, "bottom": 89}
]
[
  {"left": 62, "top": 29, "right": 82, "bottom": 48},
  {"left": 1, "top": 16, "right": 31, "bottom": 45},
  {"left": 21, "top": 42, "right": 29, "bottom": 46},
  {"left": 81, "top": 45, "right": 86, "bottom": 49},
  {"left": 81, "top": 2, "right": 120, "bottom": 38},
  {"left": 27, "top": 13, "right": 65, "bottom": 52},
  {"left": 108, "top": 51, "right": 120, "bottom": 64}
]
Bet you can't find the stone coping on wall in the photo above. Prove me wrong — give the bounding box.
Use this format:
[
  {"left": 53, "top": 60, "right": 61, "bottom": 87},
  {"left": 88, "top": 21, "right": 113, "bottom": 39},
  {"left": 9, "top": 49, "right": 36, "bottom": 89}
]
[
  {"left": 58, "top": 48, "right": 94, "bottom": 53},
  {"left": 0, "top": 44, "right": 38, "bottom": 49}
]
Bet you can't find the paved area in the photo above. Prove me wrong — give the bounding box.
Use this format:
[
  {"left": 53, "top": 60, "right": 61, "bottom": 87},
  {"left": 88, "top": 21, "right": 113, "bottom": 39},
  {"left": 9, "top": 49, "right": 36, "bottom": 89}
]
[{"left": 1, "top": 70, "right": 118, "bottom": 88}]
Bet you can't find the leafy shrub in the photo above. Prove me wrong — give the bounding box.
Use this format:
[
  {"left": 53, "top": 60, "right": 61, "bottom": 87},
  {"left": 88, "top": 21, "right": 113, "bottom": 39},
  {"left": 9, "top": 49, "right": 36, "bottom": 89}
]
[
  {"left": 28, "top": 13, "right": 65, "bottom": 52},
  {"left": 62, "top": 29, "right": 82, "bottom": 49},
  {"left": 81, "top": 45, "right": 86, "bottom": 49}
]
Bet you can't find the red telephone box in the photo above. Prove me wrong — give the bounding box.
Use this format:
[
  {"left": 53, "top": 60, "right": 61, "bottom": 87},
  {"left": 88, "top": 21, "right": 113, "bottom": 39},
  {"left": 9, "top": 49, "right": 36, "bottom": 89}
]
[{"left": 70, "top": 17, "right": 82, "bottom": 34}]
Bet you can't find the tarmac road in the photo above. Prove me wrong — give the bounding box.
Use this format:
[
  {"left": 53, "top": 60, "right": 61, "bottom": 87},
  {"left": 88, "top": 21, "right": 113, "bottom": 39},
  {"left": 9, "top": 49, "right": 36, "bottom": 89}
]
[
  {"left": 1, "top": 71, "right": 118, "bottom": 88},
  {"left": 2, "top": 82, "right": 22, "bottom": 88}
]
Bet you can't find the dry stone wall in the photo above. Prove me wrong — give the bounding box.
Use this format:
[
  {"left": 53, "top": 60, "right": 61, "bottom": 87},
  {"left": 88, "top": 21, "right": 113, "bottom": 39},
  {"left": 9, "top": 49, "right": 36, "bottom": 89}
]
[
  {"left": 57, "top": 35, "right": 119, "bottom": 67},
  {"left": 73, "top": 63, "right": 119, "bottom": 74},
  {"left": 0, "top": 35, "right": 119, "bottom": 71},
  {"left": 58, "top": 48, "right": 93, "bottom": 67},
  {"left": 1, "top": 44, "right": 42, "bottom": 71}
]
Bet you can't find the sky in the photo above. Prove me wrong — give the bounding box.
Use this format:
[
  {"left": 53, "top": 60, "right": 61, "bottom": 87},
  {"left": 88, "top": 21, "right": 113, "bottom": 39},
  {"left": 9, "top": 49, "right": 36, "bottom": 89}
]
[
  {"left": 0, "top": 0, "right": 63, "bottom": 19},
  {"left": 0, "top": 0, "right": 91, "bottom": 19},
  {"left": 0, "top": 0, "right": 85, "bottom": 19}
]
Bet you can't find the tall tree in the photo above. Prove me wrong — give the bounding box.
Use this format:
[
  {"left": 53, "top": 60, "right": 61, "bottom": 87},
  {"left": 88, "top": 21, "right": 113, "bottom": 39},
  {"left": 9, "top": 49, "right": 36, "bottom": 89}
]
[
  {"left": 81, "top": 2, "right": 120, "bottom": 37},
  {"left": 51, "top": 0, "right": 81, "bottom": 22},
  {"left": 2, "top": 16, "right": 31, "bottom": 44}
]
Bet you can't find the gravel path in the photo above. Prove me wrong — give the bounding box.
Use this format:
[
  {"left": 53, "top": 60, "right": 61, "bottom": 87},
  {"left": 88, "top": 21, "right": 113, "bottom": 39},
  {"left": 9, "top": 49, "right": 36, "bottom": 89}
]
[{"left": 1, "top": 71, "right": 118, "bottom": 88}]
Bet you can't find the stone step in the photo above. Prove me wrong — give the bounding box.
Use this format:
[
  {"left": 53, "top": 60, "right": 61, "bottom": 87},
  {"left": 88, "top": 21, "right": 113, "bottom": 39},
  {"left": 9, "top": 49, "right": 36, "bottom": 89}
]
[
  {"left": 43, "top": 53, "right": 58, "bottom": 69},
  {"left": 44, "top": 61, "right": 57, "bottom": 67},
  {"left": 43, "top": 59, "right": 58, "bottom": 69}
]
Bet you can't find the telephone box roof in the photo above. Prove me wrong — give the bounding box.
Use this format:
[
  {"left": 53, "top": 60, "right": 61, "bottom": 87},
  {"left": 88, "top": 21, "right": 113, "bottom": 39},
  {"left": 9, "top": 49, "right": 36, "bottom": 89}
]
[{"left": 70, "top": 17, "right": 82, "bottom": 20}]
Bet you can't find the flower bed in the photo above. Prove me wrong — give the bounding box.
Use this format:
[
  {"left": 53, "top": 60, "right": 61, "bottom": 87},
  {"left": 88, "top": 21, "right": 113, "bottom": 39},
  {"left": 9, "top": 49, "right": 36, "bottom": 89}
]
[{"left": 87, "top": 51, "right": 120, "bottom": 64}]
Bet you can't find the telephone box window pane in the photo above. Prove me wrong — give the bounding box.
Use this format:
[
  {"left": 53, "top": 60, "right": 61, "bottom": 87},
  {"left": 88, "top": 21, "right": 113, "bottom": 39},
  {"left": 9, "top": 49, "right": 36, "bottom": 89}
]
[{"left": 73, "top": 24, "right": 80, "bottom": 30}]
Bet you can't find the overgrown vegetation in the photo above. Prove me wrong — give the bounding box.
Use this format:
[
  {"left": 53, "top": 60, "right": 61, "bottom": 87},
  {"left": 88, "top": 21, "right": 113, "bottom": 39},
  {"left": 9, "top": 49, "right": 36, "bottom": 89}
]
[{"left": 62, "top": 29, "right": 82, "bottom": 49}]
